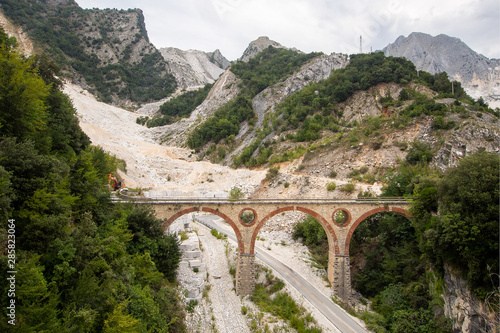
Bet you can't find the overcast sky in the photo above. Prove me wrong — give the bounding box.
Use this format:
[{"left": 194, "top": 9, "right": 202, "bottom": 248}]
[{"left": 75, "top": 0, "right": 499, "bottom": 61}]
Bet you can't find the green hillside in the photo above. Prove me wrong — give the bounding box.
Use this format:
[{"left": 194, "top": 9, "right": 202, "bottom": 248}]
[
  {"left": 186, "top": 46, "right": 322, "bottom": 151},
  {"left": 228, "top": 52, "right": 496, "bottom": 168}
]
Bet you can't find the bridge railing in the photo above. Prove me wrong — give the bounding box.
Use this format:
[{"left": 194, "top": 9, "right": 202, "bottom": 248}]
[{"left": 112, "top": 195, "right": 412, "bottom": 204}]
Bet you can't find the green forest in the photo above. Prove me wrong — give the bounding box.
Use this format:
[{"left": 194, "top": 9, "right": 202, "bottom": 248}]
[
  {"left": 0, "top": 0, "right": 177, "bottom": 104},
  {"left": 0, "top": 30, "right": 185, "bottom": 332},
  {"left": 293, "top": 150, "right": 499, "bottom": 332}
]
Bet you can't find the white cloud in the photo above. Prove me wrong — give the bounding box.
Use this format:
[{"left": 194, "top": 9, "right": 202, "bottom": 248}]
[{"left": 75, "top": 0, "right": 499, "bottom": 60}]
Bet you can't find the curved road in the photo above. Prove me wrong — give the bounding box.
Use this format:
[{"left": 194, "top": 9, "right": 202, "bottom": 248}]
[{"left": 194, "top": 215, "right": 368, "bottom": 333}]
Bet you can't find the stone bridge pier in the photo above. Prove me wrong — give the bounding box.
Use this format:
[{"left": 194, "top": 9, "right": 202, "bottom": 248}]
[{"left": 138, "top": 198, "right": 411, "bottom": 303}]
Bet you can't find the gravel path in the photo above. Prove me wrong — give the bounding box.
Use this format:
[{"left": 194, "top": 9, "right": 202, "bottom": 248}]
[{"left": 194, "top": 223, "right": 250, "bottom": 333}]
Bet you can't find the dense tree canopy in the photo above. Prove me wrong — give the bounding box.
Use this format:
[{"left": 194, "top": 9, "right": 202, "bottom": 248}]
[
  {"left": 187, "top": 95, "right": 254, "bottom": 149},
  {"left": 231, "top": 46, "right": 321, "bottom": 97},
  {"left": 0, "top": 29, "right": 185, "bottom": 332},
  {"left": 412, "top": 151, "right": 499, "bottom": 295},
  {"left": 293, "top": 150, "right": 498, "bottom": 332}
]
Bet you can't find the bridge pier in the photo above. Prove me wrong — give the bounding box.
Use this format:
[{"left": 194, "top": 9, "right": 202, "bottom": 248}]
[
  {"left": 332, "top": 255, "right": 352, "bottom": 303},
  {"left": 235, "top": 253, "right": 256, "bottom": 295}
]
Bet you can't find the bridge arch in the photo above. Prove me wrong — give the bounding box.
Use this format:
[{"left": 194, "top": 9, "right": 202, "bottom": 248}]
[
  {"left": 250, "top": 206, "right": 340, "bottom": 255},
  {"left": 344, "top": 206, "right": 412, "bottom": 254},
  {"left": 162, "top": 206, "right": 246, "bottom": 253}
]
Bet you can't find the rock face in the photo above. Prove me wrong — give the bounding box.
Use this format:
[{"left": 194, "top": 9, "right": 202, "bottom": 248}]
[
  {"left": 171, "top": 215, "right": 207, "bottom": 303},
  {"left": 0, "top": 11, "right": 34, "bottom": 57},
  {"left": 207, "top": 49, "right": 231, "bottom": 69},
  {"left": 160, "top": 47, "right": 230, "bottom": 88},
  {"left": 239, "top": 36, "right": 284, "bottom": 62},
  {"left": 77, "top": 8, "right": 158, "bottom": 67},
  {"left": 383, "top": 32, "right": 500, "bottom": 108},
  {"left": 442, "top": 264, "right": 498, "bottom": 333},
  {"left": 154, "top": 68, "right": 242, "bottom": 146},
  {"left": 0, "top": 0, "right": 177, "bottom": 106}
]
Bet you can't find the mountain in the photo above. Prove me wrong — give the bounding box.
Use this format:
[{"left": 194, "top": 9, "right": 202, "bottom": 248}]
[
  {"left": 239, "top": 36, "right": 284, "bottom": 62},
  {"left": 383, "top": 32, "right": 500, "bottom": 108},
  {"left": 0, "top": 0, "right": 178, "bottom": 106},
  {"left": 159, "top": 47, "right": 229, "bottom": 88},
  {"left": 206, "top": 49, "right": 231, "bottom": 69},
  {"left": 0, "top": 0, "right": 234, "bottom": 106}
]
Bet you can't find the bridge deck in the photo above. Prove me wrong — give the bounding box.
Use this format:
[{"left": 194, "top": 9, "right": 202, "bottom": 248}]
[{"left": 113, "top": 196, "right": 412, "bottom": 205}]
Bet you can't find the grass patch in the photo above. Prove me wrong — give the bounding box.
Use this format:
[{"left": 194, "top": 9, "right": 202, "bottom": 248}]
[
  {"left": 179, "top": 231, "right": 189, "bottom": 242},
  {"left": 210, "top": 229, "right": 227, "bottom": 240},
  {"left": 251, "top": 268, "right": 322, "bottom": 333}
]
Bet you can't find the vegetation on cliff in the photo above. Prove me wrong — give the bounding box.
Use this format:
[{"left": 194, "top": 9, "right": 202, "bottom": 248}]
[
  {"left": 230, "top": 52, "right": 496, "bottom": 168},
  {"left": 187, "top": 47, "right": 322, "bottom": 150},
  {"left": 230, "top": 46, "right": 321, "bottom": 97},
  {"left": 0, "top": 30, "right": 185, "bottom": 332},
  {"left": 0, "top": 0, "right": 177, "bottom": 104},
  {"left": 139, "top": 83, "right": 213, "bottom": 128}
]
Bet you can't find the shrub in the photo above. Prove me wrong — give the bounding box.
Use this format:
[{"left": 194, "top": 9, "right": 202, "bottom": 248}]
[
  {"left": 431, "top": 116, "right": 455, "bottom": 130},
  {"left": 406, "top": 141, "right": 433, "bottom": 165},
  {"left": 348, "top": 169, "right": 361, "bottom": 178},
  {"left": 240, "top": 210, "right": 255, "bottom": 224},
  {"left": 210, "top": 229, "right": 227, "bottom": 240},
  {"left": 334, "top": 210, "right": 347, "bottom": 224},
  {"left": 186, "top": 300, "right": 198, "bottom": 313},
  {"left": 372, "top": 136, "right": 385, "bottom": 150},
  {"left": 326, "top": 182, "right": 337, "bottom": 191},
  {"left": 228, "top": 187, "right": 244, "bottom": 199},
  {"left": 265, "top": 166, "right": 280, "bottom": 181},
  {"left": 339, "top": 183, "right": 356, "bottom": 193}
]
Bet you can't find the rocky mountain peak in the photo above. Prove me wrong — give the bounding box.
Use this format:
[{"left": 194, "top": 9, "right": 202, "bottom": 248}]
[
  {"left": 206, "top": 49, "right": 231, "bottom": 70},
  {"left": 159, "top": 47, "right": 229, "bottom": 88},
  {"left": 383, "top": 32, "right": 500, "bottom": 108},
  {"left": 239, "top": 36, "right": 284, "bottom": 62}
]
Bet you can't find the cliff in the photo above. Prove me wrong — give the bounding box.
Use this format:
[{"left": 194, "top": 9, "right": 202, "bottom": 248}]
[{"left": 159, "top": 47, "right": 229, "bottom": 88}]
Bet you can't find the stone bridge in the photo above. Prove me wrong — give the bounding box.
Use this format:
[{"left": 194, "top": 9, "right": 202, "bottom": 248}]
[{"left": 126, "top": 197, "right": 412, "bottom": 303}]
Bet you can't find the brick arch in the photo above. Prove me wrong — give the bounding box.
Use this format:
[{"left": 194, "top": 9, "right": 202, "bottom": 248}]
[
  {"left": 344, "top": 206, "right": 412, "bottom": 254},
  {"left": 163, "top": 207, "right": 200, "bottom": 230},
  {"left": 250, "top": 206, "right": 340, "bottom": 255},
  {"left": 163, "top": 206, "right": 246, "bottom": 254}
]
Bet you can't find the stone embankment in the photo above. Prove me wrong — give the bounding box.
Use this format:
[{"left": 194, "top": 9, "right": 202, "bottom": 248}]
[{"left": 171, "top": 215, "right": 207, "bottom": 303}]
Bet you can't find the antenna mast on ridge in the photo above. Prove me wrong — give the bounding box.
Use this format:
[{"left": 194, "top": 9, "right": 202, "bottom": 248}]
[{"left": 360, "top": 35, "right": 363, "bottom": 53}]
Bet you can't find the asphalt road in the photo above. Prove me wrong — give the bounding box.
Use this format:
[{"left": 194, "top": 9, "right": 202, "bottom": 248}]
[{"left": 194, "top": 215, "right": 368, "bottom": 333}]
